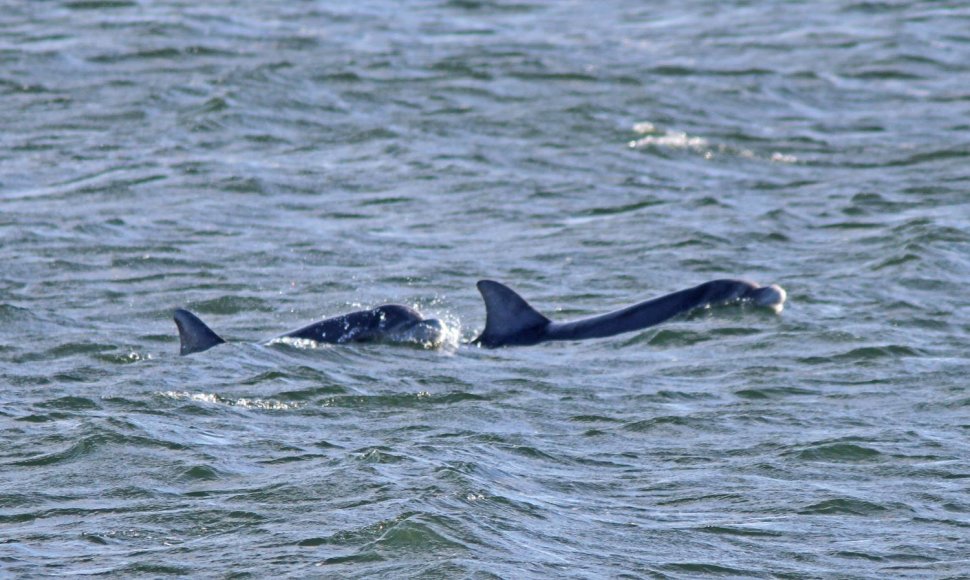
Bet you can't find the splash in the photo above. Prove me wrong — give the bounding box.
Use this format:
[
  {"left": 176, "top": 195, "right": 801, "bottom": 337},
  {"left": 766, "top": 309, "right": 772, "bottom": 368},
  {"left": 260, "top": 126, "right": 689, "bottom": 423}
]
[
  {"left": 433, "top": 312, "right": 463, "bottom": 352},
  {"left": 413, "top": 300, "right": 463, "bottom": 352}
]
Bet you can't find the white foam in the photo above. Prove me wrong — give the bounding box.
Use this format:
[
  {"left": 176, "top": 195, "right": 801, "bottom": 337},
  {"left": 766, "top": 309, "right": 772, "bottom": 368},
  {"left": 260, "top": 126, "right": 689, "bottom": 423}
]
[
  {"left": 628, "top": 130, "right": 709, "bottom": 150},
  {"left": 632, "top": 121, "right": 657, "bottom": 134},
  {"left": 158, "top": 390, "right": 301, "bottom": 410},
  {"left": 629, "top": 121, "right": 797, "bottom": 164},
  {"left": 268, "top": 336, "right": 328, "bottom": 350}
]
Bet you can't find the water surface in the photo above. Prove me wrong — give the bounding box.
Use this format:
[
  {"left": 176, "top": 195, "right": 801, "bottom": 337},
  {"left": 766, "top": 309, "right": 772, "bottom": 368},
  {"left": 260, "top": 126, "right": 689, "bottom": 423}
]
[{"left": 2, "top": 0, "right": 969, "bottom": 577}]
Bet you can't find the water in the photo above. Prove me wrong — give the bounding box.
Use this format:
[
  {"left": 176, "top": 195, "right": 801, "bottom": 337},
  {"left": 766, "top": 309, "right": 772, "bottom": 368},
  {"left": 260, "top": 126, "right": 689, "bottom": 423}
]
[{"left": 2, "top": 0, "right": 969, "bottom": 576}]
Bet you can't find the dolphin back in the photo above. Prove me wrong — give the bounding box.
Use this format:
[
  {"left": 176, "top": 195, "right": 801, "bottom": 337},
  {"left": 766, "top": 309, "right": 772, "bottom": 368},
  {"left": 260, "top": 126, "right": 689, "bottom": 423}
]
[
  {"left": 474, "top": 278, "right": 787, "bottom": 348},
  {"left": 173, "top": 309, "right": 226, "bottom": 356},
  {"left": 473, "top": 280, "right": 551, "bottom": 347},
  {"left": 546, "top": 278, "right": 779, "bottom": 342}
]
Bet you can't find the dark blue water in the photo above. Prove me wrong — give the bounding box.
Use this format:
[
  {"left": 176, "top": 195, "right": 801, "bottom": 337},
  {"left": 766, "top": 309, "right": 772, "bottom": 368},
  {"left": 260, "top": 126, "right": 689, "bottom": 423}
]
[{"left": 2, "top": 1, "right": 969, "bottom": 577}]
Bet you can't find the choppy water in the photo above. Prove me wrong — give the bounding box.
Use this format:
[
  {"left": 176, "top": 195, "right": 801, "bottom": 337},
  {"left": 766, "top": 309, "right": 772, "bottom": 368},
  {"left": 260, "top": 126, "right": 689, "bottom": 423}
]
[{"left": 2, "top": 1, "right": 969, "bottom": 577}]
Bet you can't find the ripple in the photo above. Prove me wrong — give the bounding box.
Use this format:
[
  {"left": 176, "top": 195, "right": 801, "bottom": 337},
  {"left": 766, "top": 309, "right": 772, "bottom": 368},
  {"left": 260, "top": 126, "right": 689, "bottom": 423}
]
[
  {"left": 694, "top": 525, "right": 783, "bottom": 538},
  {"left": 798, "top": 345, "right": 924, "bottom": 365},
  {"left": 179, "top": 464, "right": 230, "bottom": 481},
  {"left": 0, "top": 303, "right": 38, "bottom": 322},
  {"left": 735, "top": 386, "right": 819, "bottom": 399},
  {"left": 368, "top": 515, "right": 469, "bottom": 550},
  {"left": 37, "top": 396, "right": 100, "bottom": 411},
  {"left": 623, "top": 415, "right": 709, "bottom": 433},
  {"left": 64, "top": 0, "right": 135, "bottom": 9},
  {"left": 794, "top": 443, "right": 883, "bottom": 462},
  {"left": 10, "top": 436, "right": 101, "bottom": 467},
  {"left": 186, "top": 296, "right": 271, "bottom": 315},
  {"left": 798, "top": 498, "right": 890, "bottom": 516},
  {"left": 17, "top": 342, "right": 115, "bottom": 363},
  {"left": 317, "top": 512, "right": 471, "bottom": 567},
  {"left": 320, "top": 391, "right": 486, "bottom": 409},
  {"left": 662, "top": 563, "right": 761, "bottom": 576}
]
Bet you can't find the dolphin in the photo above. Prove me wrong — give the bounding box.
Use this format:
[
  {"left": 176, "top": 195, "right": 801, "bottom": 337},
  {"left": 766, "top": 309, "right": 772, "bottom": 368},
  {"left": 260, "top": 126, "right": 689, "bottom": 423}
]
[
  {"left": 472, "top": 278, "right": 786, "bottom": 348},
  {"left": 173, "top": 304, "right": 446, "bottom": 356}
]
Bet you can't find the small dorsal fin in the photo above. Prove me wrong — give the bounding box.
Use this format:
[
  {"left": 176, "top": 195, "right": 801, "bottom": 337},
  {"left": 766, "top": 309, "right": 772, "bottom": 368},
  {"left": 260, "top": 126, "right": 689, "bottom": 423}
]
[
  {"left": 473, "top": 280, "right": 551, "bottom": 347},
  {"left": 173, "top": 309, "right": 226, "bottom": 355}
]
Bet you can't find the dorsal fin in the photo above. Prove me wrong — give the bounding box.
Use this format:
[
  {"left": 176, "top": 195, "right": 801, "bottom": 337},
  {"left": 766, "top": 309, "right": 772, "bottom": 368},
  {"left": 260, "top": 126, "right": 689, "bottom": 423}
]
[
  {"left": 173, "top": 309, "right": 226, "bottom": 355},
  {"left": 473, "top": 280, "right": 551, "bottom": 347}
]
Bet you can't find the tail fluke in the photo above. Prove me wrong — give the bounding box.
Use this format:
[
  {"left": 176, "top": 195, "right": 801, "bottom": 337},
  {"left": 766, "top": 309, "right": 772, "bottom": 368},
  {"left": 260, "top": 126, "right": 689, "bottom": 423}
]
[
  {"left": 472, "top": 280, "right": 551, "bottom": 347},
  {"left": 173, "top": 309, "right": 225, "bottom": 355}
]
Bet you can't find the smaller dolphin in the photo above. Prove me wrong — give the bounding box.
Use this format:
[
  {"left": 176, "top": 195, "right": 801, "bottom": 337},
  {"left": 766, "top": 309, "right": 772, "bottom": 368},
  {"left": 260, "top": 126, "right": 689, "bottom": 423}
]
[
  {"left": 472, "top": 278, "right": 786, "bottom": 348},
  {"left": 174, "top": 304, "right": 446, "bottom": 356}
]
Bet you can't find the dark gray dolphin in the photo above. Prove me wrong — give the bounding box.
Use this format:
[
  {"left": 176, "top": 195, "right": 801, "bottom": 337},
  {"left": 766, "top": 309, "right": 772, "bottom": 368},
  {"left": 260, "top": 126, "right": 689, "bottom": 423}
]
[
  {"left": 174, "top": 304, "right": 446, "bottom": 356},
  {"left": 472, "top": 278, "right": 786, "bottom": 348}
]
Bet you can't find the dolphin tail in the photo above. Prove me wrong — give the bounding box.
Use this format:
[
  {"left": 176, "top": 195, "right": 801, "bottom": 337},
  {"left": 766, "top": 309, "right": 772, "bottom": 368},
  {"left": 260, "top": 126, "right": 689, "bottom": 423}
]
[
  {"left": 473, "top": 280, "right": 551, "bottom": 347},
  {"left": 173, "top": 309, "right": 226, "bottom": 355}
]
